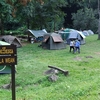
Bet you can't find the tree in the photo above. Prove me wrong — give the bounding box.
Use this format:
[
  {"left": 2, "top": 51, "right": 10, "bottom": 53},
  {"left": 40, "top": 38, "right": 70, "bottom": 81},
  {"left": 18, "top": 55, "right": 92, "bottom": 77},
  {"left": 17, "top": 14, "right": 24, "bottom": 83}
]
[
  {"left": 41, "top": 0, "right": 66, "bottom": 31},
  {"left": 0, "top": 0, "right": 12, "bottom": 35},
  {"left": 72, "top": 8, "right": 98, "bottom": 32},
  {"left": 16, "top": 0, "right": 67, "bottom": 32}
]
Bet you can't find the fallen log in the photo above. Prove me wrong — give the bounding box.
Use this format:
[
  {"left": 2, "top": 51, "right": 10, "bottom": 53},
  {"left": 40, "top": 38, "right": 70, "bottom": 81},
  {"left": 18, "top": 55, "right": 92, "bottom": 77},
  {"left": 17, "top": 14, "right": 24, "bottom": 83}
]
[{"left": 48, "top": 65, "right": 69, "bottom": 76}]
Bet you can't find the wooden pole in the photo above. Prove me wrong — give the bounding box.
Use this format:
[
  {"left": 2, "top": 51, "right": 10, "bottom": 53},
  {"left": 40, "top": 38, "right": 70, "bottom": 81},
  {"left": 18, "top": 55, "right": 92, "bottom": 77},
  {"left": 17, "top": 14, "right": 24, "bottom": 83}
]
[{"left": 11, "top": 65, "right": 16, "bottom": 100}]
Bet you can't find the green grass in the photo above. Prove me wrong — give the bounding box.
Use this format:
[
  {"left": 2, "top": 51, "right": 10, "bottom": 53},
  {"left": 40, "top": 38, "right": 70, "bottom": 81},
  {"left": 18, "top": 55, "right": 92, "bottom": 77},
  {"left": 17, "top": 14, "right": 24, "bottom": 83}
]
[{"left": 0, "top": 34, "right": 100, "bottom": 100}]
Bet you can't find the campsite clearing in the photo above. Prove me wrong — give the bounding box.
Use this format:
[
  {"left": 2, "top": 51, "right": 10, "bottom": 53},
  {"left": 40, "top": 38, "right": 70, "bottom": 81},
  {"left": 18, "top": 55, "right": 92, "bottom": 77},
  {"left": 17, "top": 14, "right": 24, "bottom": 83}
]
[{"left": 0, "top": 34, "right": 100, "bottom": 100}]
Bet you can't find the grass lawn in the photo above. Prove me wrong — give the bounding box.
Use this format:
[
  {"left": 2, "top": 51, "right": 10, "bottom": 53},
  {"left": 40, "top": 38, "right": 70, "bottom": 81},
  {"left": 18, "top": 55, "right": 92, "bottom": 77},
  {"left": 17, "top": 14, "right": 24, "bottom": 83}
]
[{"left": 0, "top": 34, "right": 100, "bottom": 100}]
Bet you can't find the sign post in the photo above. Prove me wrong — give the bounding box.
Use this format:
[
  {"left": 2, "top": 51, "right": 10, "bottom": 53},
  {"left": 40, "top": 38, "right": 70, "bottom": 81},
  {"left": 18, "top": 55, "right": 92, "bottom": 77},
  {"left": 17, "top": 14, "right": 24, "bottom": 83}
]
[
  {"left": 11, "top": 65, "right": 16, "bottom": 100},
  {"left": 0, "top": 45, "right": 17, "bottom": 100}
]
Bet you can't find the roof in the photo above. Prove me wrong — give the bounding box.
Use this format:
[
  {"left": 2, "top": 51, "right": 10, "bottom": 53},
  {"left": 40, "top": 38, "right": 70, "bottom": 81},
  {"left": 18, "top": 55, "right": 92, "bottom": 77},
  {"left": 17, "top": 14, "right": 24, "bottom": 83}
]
[
  {"left": 0, "top": 35, "right": 21, "bottom": 43},
  {"left": 27, "top": 29, "right": 48, "bottom": 38},
  {"left": 43, "top": 33, "right": 63, "bottom": 42},
  {"left": 0, "top": 35, "right": 22, "bottom": 47},
  {"left": 51, "top": 33, "right": 63, "bottom": 42}
]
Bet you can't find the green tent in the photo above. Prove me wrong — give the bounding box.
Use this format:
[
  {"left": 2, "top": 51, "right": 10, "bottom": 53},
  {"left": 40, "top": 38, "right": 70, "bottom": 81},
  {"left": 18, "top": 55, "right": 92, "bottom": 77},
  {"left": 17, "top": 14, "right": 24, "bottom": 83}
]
[
  {"left": 58, "top": 28, "right": 73, "bottom": 41},
  {"left": 0, "top": 41, "right": 11, "bottom": 74}
]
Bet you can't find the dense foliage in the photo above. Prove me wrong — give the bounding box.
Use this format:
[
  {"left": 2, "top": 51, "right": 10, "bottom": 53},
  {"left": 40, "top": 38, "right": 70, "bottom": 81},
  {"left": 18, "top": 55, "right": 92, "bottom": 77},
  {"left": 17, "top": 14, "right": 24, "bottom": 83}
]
[
  {"left": 0, "top": 0, "right": 99, "bottom": 34},
  {"left": 72, "top": 8, "right": 98, "bottom": 32}
]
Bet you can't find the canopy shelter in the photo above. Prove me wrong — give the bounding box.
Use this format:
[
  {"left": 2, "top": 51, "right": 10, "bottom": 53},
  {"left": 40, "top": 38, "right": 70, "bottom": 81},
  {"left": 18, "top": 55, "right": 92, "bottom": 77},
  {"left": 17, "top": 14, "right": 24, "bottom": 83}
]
[
  {"left": 26, "top": 29, "right": 48, "bottom": 42},
  {"left": 42, "top": 33, "right": 66, "bottom": 50},
  {"left": 0, "top": 41, "right": 11, "bottom": 74}
]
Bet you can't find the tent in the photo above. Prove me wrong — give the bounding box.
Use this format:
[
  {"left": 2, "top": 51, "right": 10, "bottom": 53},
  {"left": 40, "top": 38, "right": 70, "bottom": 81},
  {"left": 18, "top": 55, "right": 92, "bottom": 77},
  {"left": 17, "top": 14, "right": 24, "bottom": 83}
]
[
  {"left": 0, "top": 35, "right": 22, "bottom": 48},
  {"left": 88, "top": 30, "right": 94, "bottom": 35},
  {"left": 26, "top": 29, "right": 48, "bottom": 42},
  {"left": 82, "top": 30, "right": 89, "bottom": 36},
  {"left": 58, "top": 31, "right": 70, "bottom": 41},
  {"left": 0, "top": 41, "right": 11, "bottom": 74},
  {"left": 42, "top": 33, "right": 66, "bottom": 50},
  {"left": 67, "top": 30, "right": 86, "bottom": 44},
  {"left": 82, "top": 30, "right": 94, "bottom": 36},
  {"left": 58, "top": 28, "right": 73, "bottom": 41}
]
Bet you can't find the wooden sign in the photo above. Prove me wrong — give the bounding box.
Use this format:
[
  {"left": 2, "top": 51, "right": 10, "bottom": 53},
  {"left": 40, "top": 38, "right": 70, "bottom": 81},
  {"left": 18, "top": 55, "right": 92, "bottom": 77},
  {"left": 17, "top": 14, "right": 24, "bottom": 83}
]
[
  {"left": 0, "top": 44, "right": 17, "bottom": 100},
  {"left": 0, "top": 45, "right": 17, "bottom": 65}
]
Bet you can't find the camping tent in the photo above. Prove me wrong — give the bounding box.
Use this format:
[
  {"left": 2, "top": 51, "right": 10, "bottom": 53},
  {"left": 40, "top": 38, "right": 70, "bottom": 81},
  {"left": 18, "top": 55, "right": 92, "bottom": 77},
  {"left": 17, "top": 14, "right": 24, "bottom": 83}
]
[
  {"left": 58, "top": 28, "right": 73, "bottom": 41},
  {"left": 82, "top": 30, "right": 94, "bottom": 36},
  {"left": 0, "top": 41, "right": 11, "bottom": 74},
  {"left": 88, "top": 30, "right": 94, "bottom": 35},
  {"left": 67, "top": 30, "right": 86, "bottom": 44},
  {"left": 26, "top": 29, "right": 48, "bottom": 42},
  {"left": 42, "top": 33, "right": 66, "bottom": 50},
  {"left": 82, "top": 30, "right": 89, "bottom": 36},
  {"left": 58, "top": 31, "right": 70, "bottom": 41},
  {"left": 0, "top": 35, "right": 22, "bottom": 48}
]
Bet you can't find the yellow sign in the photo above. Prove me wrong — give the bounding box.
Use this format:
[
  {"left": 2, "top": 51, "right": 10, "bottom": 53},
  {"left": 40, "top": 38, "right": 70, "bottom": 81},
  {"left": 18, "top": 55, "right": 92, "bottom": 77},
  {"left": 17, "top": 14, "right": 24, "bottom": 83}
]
[
  {"left": 0, "top": 45, "right": 17, "bottom": 65},
  {"left": 0, "top": 57, "right": 17, "bottom": 65},
  {"left": 0, "top": 47, "right": 14, "bottom": 54}
]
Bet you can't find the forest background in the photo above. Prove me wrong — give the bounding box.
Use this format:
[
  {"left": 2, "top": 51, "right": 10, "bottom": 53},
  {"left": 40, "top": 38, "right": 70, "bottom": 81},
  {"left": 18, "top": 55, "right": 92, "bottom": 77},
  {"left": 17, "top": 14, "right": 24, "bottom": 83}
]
[{"left": 0, "top": 0, "right": 100, "bottom": 38}]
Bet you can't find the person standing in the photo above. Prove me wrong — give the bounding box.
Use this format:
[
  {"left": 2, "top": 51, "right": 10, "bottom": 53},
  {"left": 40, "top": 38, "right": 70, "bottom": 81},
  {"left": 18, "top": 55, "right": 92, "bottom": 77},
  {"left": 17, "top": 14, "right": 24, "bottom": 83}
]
[
  {"left": 74, "top": 39, "right": 81, "bottom": 53},
  {"left": 69, "top": 40, "right": 75, "bottom": 53}
]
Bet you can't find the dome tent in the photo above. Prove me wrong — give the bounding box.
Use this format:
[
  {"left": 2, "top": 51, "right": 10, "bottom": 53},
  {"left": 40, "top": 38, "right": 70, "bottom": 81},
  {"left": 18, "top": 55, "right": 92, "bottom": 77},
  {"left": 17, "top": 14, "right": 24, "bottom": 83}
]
[{"left": 67, "top": 30, "right": 86, "bottom": 45}]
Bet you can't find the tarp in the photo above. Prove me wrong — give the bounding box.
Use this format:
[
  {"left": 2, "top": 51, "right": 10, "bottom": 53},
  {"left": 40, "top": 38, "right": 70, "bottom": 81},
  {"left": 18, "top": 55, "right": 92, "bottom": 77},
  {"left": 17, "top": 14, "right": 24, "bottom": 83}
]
[
  {"left": 26, "top": 29, "right": 47, "bottom": 38},
  {"left": 26, "top": 29, "right": 48, "bottom": 42}
]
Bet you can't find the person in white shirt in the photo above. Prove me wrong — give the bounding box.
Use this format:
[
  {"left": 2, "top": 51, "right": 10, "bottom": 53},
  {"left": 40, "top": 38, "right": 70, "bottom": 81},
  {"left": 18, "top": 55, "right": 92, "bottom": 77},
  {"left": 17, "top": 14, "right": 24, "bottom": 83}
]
[{"left": 69, "top": 40, "right": 75, "bottom": 53}]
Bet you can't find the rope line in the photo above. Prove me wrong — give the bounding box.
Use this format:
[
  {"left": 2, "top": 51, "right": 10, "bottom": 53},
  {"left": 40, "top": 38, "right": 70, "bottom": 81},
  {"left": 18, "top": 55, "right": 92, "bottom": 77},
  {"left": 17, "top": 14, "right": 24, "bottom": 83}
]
[{"left": 0, "top": 66, "right": 6, "bottom": 72}]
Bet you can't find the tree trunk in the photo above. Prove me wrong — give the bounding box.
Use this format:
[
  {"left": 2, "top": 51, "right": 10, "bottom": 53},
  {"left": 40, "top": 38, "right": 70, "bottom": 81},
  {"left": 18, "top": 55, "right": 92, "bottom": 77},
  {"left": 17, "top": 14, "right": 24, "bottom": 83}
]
[
  {"left": 26, "top": 18, "right": 30, "bottom": 41},
  {"left": 0, "top": 19, "right": 4, "bottom": 35},
  {"left": 54, "top": 21, "right": 56, "bottom": 32},
  {"left": 27, "top": 18, "right": 30, "bottom": 29},
  {"left": 98, "top": 0, "right": 100, "bottom": 39},
  {"left": 98, "top": 16, "right": 100, "bottom": 39}
]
